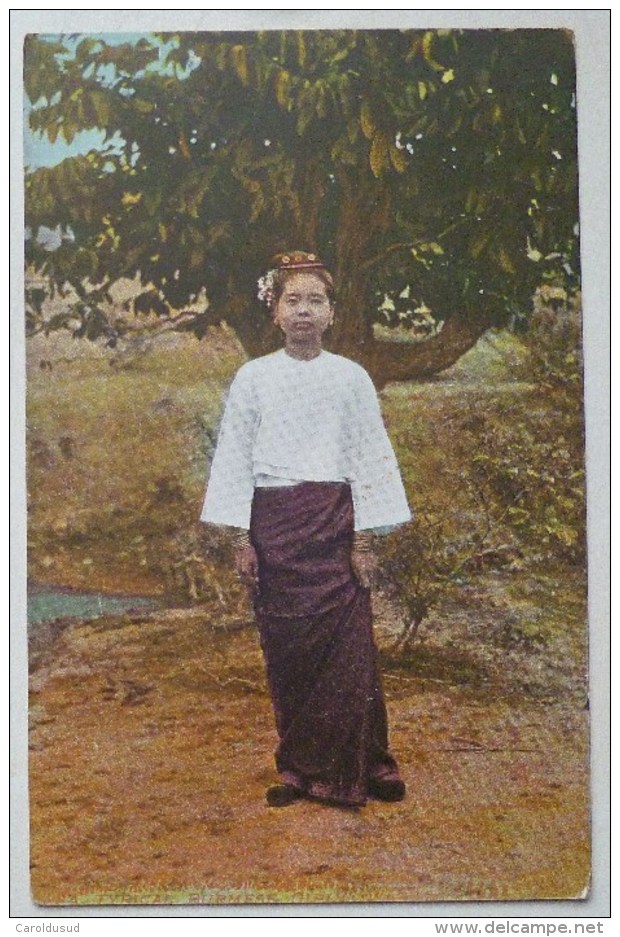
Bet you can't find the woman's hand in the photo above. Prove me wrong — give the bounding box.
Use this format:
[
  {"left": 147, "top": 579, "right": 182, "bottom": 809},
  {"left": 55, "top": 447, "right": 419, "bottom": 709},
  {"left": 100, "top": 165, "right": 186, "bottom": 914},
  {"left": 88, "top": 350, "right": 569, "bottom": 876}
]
[
  {"left": 235, "top": 543, "right": 259, "bottom": 595},
  {"left": 351, "top": 546, "right": 377, "bottom": 590}
]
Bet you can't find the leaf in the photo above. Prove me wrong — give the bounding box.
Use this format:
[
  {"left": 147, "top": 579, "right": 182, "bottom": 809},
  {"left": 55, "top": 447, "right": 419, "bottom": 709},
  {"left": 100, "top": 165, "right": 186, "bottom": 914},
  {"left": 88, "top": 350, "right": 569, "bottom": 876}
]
[
  {"left": 410, "top": 246, "right": 431, "bottom": 269},
  {"left": 422, "top": 31, "right": 445, "bottom": 72},
  {"left": 315, "top": 80, "right": 328, "bottom": 119},
  {"left": 420, "top": 242, "right": 444, "bottom": 255},
  {"left": 370, "top": 132, "right": 390, "bottom": 178},
  {"left": 418, "top": 81, "right": 427, "bottom": 101},
  {"left": 527, "top": 238, "right": 543, "bottom": 262},
  {"left": 274, "top": 69, "right": 290, "bottom": 108},
  {"left": 296, "top": 85, "right": 316, "bottom": 136},
  {"left": 471, "top": 233, "right": 490, "bottom": 259},
  {"left": 133, "top": 98, "right": 155, "bottom": 114},
  {"left": 121, "top": 191, "right": 142, "bottom": 207},
  {"left": 346, "top": 117, "right": 359, "bottom": 144},
  {"left": 61, "top": 121, "right": 77, "bottom": 145},
  {"left": 296, "top": 32, "right": 307, "bottom": 69},
  {"left": 441, "top": 68, "right": 455, "bottom": 84},
  {"left": 92, "top": 91, "right": 111, "bottom": 127},
  {"left": 390, "top": 144, "right": 409, "bottom": 174},
  {"left": 360, "top": 100, "right": 375, "bottom": 140},
  {"left": 231, "top": 44, "right": 249, "bottom": 86},
  {"left": 498, "top": 247, "right": 516, "bottom": 274}
]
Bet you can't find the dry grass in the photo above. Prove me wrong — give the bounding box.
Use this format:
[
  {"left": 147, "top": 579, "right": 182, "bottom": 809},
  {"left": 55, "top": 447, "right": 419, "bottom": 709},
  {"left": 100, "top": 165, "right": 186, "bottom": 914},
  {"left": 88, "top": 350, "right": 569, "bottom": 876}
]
[{"left": 27, "top": 328, "right": 244, "bottom": 594}]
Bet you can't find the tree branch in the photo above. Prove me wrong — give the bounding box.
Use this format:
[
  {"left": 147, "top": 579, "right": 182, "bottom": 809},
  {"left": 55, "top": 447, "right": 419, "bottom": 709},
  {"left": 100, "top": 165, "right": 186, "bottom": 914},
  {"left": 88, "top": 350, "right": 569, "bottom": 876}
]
[
  {"left": 350, "top": 307, "right": 496, "bottom": 388},
  {"left": 359, "top": 216, "right": 476, "bottom": 275}
]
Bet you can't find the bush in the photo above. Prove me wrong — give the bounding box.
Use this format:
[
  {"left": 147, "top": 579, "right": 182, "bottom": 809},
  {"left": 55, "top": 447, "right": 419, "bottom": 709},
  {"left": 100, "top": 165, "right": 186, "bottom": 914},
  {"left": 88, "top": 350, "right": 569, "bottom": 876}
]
[
  {"left": 378, "top": 409, "right": 524, "bottom": 650},
  {"left": 465, "top": 396, "right": 586, "bottom": 566},
  {"left": 378, "top": 299, "right": 586, "bottom": 650},
  {"left": 478, "top": 289, "right": 587, "bottom": 565}
]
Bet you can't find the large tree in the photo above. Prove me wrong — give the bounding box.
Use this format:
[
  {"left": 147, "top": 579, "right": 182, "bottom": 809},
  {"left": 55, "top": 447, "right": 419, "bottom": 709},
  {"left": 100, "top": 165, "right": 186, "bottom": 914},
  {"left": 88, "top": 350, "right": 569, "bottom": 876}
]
[{"left": 24, "top": 29, "right": 579, "bottom": 384}]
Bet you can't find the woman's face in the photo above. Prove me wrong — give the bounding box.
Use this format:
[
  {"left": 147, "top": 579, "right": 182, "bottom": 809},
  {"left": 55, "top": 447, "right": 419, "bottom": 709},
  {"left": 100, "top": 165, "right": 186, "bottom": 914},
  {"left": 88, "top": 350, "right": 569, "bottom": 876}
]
[{"left": 273, "top": 273, "right": 333, "bottom": 343}]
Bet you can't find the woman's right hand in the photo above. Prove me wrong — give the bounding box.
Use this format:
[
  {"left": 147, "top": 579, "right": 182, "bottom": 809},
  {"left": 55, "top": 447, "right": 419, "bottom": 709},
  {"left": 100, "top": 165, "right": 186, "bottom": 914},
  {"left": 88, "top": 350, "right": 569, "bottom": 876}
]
[
  {"left": 235, "top": 544, "right": 259, "bottom": 595},
  {"left": 351, "top": 546, "right": 377, "bottom": 590}
]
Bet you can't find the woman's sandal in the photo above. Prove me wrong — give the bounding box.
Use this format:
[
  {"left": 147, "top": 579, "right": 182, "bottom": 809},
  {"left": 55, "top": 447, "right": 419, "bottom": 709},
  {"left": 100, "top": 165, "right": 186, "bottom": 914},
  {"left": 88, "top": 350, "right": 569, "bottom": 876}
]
[
  {"left": 368, "top": 778, "right": 406, "bottom": 802},
  {"left": 266, "top": 784, "right": 303, "bottom": 807}
]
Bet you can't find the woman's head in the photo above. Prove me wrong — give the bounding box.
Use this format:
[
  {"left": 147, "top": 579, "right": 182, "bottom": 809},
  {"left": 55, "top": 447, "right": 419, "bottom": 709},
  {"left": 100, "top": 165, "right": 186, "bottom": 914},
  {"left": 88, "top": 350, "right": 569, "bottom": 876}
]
[
  {"left": 258, "top": 252, "right": 335, "bottom": 349},
  {"left": 258, "top": 251, "right": 335, "bottom": 313}
]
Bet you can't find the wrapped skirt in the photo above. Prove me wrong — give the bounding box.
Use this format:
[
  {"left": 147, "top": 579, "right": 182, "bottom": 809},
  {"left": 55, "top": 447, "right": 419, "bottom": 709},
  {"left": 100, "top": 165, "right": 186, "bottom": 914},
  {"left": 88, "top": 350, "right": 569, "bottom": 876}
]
[{"left": 250, "top": 481, "right": 401, "bottom": 807}]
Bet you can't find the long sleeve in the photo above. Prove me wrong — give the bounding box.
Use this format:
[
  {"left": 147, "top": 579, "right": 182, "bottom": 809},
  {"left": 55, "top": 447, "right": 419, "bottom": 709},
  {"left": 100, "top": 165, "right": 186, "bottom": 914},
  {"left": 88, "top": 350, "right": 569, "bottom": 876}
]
[
  {"left": 200, "top": 350, "right": 411, "bottom": 531},
  {"left": 200, "top": 366, "right": 258, "bottom": 529},
  {"left": 348, "top": 370, "right": 412, "bottom": 531}
]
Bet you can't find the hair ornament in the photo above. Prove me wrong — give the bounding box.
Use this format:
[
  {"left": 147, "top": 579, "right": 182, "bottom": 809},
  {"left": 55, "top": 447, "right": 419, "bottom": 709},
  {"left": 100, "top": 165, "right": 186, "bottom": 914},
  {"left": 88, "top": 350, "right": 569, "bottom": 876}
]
[
  {"left": 273, "top": 251, "right": 325, "bottom": 271},
  {"left": 257, "top": 269, "right": 276, "bottom": 306}
]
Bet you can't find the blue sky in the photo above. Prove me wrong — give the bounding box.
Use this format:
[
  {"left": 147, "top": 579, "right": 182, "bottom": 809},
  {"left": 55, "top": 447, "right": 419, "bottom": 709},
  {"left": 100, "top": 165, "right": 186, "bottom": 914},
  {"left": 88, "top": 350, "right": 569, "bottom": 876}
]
[
  {"left": 23, "top": 32, "right": 153, "bottom": 171},
  {"left": 24, "top": 125, "right": 124, "bottom": 171}
]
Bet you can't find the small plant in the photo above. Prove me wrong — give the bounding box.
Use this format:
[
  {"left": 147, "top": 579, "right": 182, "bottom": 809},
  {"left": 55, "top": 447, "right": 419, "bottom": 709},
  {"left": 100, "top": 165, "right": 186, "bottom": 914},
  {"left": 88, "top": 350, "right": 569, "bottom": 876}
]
[{"left": 377, "top": 477, "right": 513, "bottom": 652}]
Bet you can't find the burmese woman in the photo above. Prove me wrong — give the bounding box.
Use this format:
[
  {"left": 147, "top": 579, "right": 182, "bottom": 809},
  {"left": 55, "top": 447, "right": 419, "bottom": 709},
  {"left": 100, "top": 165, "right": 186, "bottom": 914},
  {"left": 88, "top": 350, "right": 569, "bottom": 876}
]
[{"left": 201, "top": 251, "right": 411, "bottom": 808}]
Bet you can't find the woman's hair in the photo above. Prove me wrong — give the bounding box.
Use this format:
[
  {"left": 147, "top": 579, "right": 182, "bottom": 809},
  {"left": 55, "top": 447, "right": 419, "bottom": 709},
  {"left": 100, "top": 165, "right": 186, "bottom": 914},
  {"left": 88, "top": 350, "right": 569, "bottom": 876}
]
[{"left": 258, "top": 251, "right": 335, "bottom": 311}]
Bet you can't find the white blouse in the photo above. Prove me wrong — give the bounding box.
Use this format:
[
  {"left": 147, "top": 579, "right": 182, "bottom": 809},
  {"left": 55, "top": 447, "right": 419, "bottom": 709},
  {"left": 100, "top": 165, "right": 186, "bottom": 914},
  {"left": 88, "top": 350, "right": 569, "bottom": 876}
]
[{"left": 200, "top": 349, "right": 412, "bottom": 531}]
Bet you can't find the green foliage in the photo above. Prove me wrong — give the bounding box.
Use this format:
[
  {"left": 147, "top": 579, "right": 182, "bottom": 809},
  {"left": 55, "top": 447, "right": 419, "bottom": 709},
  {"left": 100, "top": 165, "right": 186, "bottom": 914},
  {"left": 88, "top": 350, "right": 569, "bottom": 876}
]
[
  {"left": 378, "top": 398, "right": 523, "bottom": 651},
  {"left": 377, "top": 507, "right": 499, "bottom": 651},
  {"left": 466, "top": 397, "right": 586, "bottom": 565},
  {"left": 379, "top": 311, "right": 585, "bottom": 649},
  {"left": 497, "top": 290, "right": 586, "bottom": 563},
  {"left": 23, "top": 29, "right": 580, "bottom": 377},
  {"left": 519, "top": 288, "right": 584, "bottom": 392}
]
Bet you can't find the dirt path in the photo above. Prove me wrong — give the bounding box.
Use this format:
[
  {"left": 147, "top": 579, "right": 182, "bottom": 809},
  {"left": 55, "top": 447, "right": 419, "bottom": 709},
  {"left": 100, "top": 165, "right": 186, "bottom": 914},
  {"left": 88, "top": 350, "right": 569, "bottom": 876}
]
[{"left": 28, "top": 582, "right": 590, "bottom": 907}]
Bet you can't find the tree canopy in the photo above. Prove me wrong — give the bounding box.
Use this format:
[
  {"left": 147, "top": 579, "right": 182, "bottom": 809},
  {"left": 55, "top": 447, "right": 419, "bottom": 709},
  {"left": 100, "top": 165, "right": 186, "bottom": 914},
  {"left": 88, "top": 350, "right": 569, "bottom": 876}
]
[{"left": 24, "top": 28, "right": 579, "bottom": 383}]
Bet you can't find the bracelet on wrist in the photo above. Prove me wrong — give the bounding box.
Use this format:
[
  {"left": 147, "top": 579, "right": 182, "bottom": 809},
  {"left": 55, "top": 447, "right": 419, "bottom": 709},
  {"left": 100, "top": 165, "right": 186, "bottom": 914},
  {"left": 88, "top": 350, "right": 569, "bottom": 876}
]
[
  {"left": 231, "top": 529, "right": 251, "bottom": 549},
  {"left": 353, "top": 532, "right": 374, "bottom": 553}
]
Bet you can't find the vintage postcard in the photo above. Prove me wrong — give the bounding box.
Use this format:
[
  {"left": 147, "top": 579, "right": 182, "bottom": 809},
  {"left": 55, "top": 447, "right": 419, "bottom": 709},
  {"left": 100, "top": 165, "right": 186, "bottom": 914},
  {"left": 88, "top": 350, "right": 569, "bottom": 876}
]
[{"left": 11, "top": 8, "right": 610, "bottom": 919}]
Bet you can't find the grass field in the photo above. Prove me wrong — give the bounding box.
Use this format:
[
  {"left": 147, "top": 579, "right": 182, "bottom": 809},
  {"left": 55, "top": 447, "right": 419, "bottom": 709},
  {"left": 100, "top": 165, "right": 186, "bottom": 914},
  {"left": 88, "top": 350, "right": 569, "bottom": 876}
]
[{"left": 26, "top": 327, "right": 245, "bottom": 596}]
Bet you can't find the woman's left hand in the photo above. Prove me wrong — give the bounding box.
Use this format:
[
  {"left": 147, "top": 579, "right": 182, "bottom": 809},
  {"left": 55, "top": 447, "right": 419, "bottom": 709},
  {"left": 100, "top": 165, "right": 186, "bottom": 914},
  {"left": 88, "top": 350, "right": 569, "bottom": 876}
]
[
  {"left": 351, "top": 547, "right": 377, "bottom": 589},
  {"left": 235, "top": 544, "right": 259, "bottom": 595}
]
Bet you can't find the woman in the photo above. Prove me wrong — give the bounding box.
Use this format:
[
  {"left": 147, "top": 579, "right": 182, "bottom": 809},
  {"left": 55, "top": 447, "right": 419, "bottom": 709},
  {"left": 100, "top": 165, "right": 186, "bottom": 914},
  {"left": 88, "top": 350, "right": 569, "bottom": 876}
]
[{"left": 201, "top": 251, "right": 411, "bottom": 808}]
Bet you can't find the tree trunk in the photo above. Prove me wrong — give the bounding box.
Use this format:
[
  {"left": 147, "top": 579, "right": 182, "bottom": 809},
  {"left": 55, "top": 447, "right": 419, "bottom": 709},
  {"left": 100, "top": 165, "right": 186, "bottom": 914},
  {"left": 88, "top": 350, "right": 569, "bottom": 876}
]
[
  {"left": 223, "top": 293, "right": 280, "bottom": 360},
  {"left": 225, "top": 295, "right": 493, "bottom": 387},
  {"left": 342, "top": 308, "right": 496, "bottom": 389},
  {"left": 328, "top": 171, "right": 386, "bottom": 349},
  {"left": 222, "top": 164, "right": 495, "bottom": 386},
  {"left": 221, "top": 286, "right": 493, "bottom": 386},
  {"left": 326, "top": 170, "right": 495, "bottom": 388}
]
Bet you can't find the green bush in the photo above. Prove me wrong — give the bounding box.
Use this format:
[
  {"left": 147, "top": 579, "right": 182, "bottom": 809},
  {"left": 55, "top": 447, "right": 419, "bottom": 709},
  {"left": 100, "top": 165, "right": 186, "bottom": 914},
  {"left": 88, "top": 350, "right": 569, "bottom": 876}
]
[
  {"left": 476, "top": 291, "right": 586, "bottom": 564},
  {"left": 378, "top": 302, "right": 586, "bottom": 650},
  {"left": 465, "top": 397, "right": 586, "bottom": 565}
]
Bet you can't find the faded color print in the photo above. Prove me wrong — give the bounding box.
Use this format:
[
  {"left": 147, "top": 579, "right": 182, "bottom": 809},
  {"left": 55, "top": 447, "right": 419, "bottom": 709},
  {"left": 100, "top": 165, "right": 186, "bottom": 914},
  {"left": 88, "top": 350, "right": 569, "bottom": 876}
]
[{"left": 22, "top": 22, "right": 594, "bottom": 908}]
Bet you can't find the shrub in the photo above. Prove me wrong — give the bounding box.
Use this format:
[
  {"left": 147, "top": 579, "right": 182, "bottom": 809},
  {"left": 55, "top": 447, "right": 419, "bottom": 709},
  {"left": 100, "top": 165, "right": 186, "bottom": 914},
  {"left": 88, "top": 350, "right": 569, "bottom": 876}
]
[
  {"left": 377, "top": 427, "right": 522, "bottom": 650},
  {"left": 378, "top": 298, "right": 586, "bottom": 651}
]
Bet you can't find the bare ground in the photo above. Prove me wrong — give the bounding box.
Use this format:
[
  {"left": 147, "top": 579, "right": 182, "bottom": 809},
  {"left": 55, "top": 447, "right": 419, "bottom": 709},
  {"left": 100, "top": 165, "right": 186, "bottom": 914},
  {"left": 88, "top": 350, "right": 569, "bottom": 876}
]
[{"left": 28, "top": 568, "right": 590, "bottom": 908}]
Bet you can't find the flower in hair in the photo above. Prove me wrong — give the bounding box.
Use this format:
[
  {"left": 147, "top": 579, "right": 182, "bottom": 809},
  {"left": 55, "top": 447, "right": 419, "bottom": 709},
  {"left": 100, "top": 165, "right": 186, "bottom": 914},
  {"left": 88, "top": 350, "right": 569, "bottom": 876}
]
[{"left": 257, "top": 269, "right": 276, "bottom": 306}]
